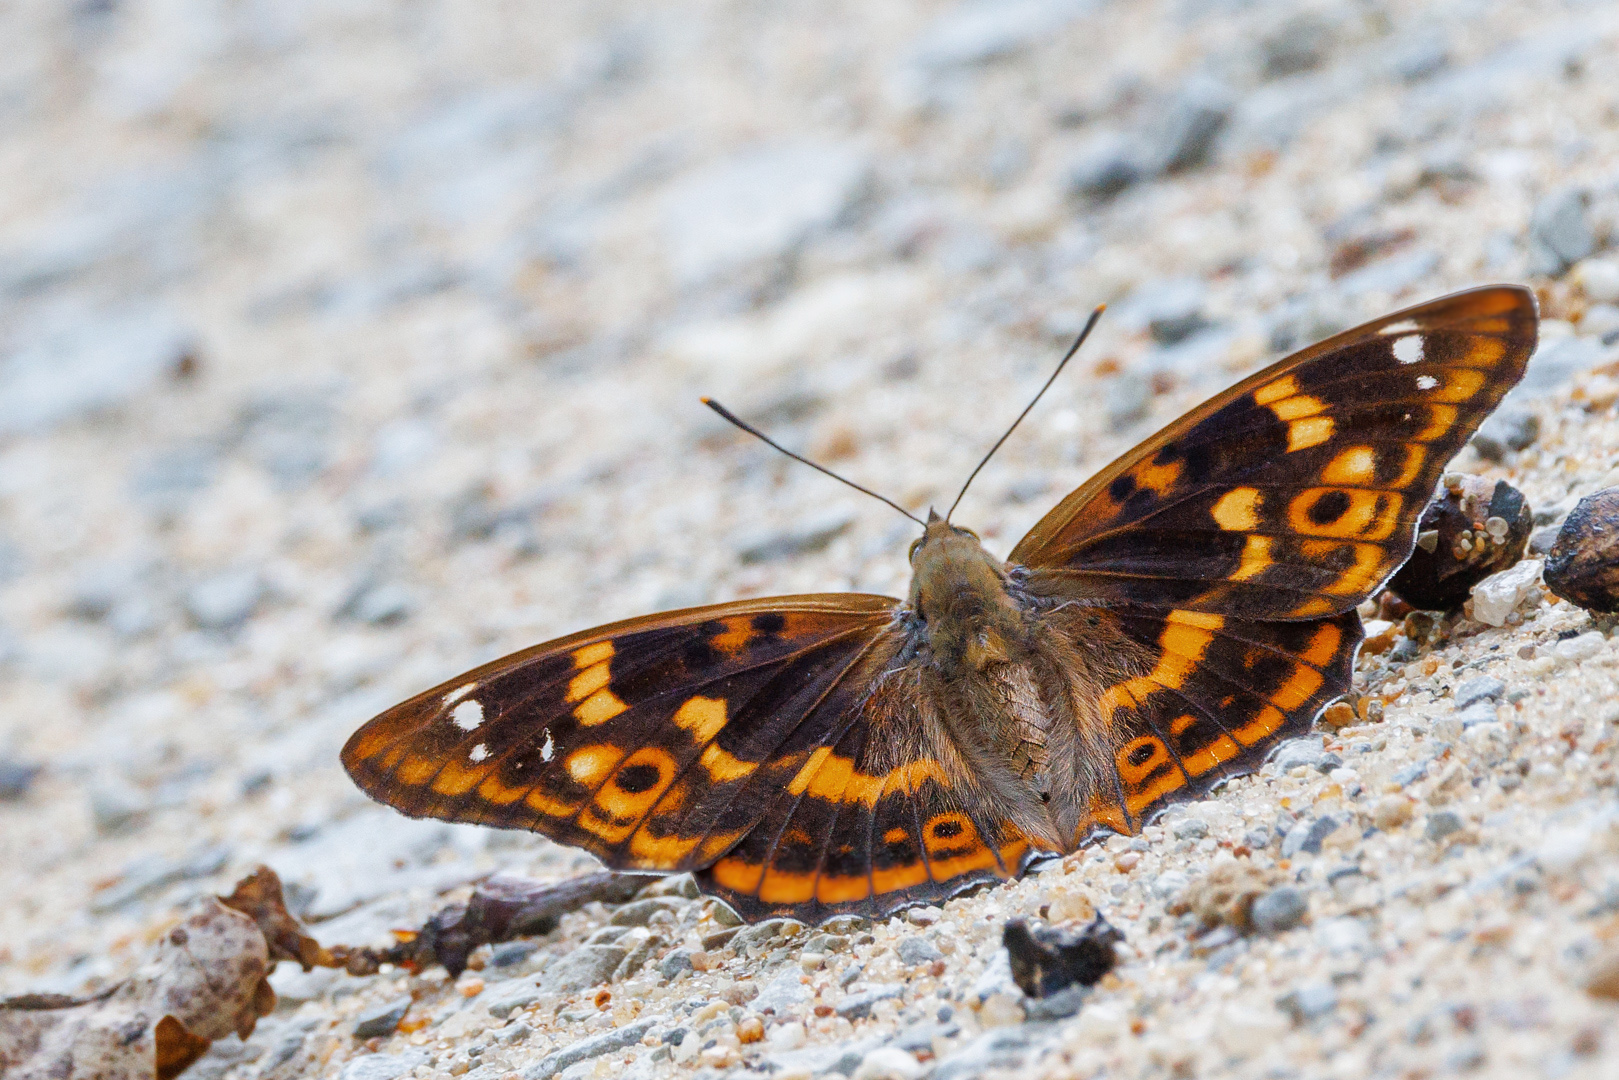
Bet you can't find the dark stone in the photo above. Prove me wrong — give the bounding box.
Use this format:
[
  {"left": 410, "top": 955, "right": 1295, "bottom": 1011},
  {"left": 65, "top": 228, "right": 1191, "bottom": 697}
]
[
  {"left": 0, "top": 759, "right": 42, "bottom": 801},
  {"left": 1544, "top": 487, "right": 1619, "bottom": 613},
  {"left": 1003, "top": 915, "right": 1123, "bottom": 998},
  {"left": 489, "top": 941, "right": 539, "bottom": 968},
  {"left": 353, "top": 996, "right": 412, "bottom": 1038},
  {"left": 1250, "top": 887, "right": 1308, "bottom": 934},
  {"left": 1472, "top": 406, "right": 1540, "bottom": 461},
  {"left": 1388, "top": 476, "right": 1532, "bottom": 611},
  {"left": 1425, "top": 811, "right": 1466, "bottom": 842},
  {"left": 896, "top": 937, "right": 943, "bottom": 966},
  {"left": 1528, "top": 188, "right": 1595, "bottom": 276}
]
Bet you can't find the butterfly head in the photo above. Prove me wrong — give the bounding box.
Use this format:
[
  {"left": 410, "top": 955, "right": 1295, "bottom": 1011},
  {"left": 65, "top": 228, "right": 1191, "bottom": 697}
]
[{"left": 907, "top": 513, "right": 1023, "bottom": 668}]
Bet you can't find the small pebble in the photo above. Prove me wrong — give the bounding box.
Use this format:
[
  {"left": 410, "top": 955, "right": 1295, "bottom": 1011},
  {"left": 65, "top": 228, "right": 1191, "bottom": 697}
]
[
  {"left": 1250, "top": 887, "right": 1308, "bottom": 934},
  {"left": 1425, "top": 811, "right": 1465, "bottom": 842},
  {"left": 353, "top": 996, "right": 413, "bottom": 1039}
]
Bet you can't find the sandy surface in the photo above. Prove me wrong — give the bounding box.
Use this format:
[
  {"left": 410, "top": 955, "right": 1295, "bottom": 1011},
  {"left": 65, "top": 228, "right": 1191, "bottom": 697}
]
[{"left": 3, "top": 1, "right": 1619, "bottom": 1078}]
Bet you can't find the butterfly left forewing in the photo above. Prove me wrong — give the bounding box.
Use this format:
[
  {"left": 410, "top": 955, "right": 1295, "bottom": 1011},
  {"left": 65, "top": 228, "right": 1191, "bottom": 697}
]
[{"left": 342, "top": 595, "right": 902, "bottom": 873}]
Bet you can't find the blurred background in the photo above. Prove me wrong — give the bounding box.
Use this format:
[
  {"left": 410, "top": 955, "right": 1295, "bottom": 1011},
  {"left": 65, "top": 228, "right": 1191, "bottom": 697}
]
[{"left": 2, "top": 0, "right": 1617, "bottom": 1002}]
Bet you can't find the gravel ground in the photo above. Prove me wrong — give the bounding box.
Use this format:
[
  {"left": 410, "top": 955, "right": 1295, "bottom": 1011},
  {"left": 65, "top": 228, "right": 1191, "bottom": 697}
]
[{"left": 4, "top": 1, "right": 1619, "bottom": 1078}]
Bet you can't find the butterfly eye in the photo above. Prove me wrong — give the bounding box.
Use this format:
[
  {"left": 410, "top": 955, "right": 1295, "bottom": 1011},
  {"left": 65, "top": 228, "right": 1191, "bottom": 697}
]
[
  {"left": 956, "top": 527, "right": 979, "bottom": 541},
  {"left": 908, "top": 538, "right": 924, "bottom": 562}
]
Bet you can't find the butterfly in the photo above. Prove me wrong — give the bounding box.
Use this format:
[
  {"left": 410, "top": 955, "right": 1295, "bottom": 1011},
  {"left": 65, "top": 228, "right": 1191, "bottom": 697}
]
[{"left": 343, "top": 285, "right": 1536, "bottom": 925}]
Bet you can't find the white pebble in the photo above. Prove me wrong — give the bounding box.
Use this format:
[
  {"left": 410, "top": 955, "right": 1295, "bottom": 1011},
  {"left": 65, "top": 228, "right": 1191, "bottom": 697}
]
[
  {"left": 1470, "top": 559, "right": 1543, "bottom": 626},
  {"left": 1553, "top": 631, "right": 1606, "bottom": 664}
]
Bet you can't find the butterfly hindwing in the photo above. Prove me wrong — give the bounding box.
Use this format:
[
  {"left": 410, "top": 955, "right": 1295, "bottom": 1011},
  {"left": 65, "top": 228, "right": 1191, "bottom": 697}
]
[
  {"left": 1072, "top": 606, "right": 1362, "bottom": 837},
  {"left": 697, "top": 670, "right": 1037, "bottom": 922},
  {"left": 1012, "top": 286, "right": 1537, "bottom": 621}
]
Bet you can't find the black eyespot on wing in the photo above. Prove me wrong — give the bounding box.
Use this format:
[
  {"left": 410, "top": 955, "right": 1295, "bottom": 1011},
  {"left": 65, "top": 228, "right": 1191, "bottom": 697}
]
[
  {"left": 615, "top": 763, "right": 662, "bottom": 793},
  {"left": 752, "top": 612, "right": 787, "bottom": 634},
  {"left": 1308, "top": 489, "right": 1351, "bottom": 526}
]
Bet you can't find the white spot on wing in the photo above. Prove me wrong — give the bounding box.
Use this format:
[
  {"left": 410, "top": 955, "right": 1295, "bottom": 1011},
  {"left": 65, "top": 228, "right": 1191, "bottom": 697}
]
[
  {"left": 1392, "top": 334, "right": 1425, "bottom": 365},
  {"left": 1416, "top": 374, "right": 1438, "bottom": 390},
  {"left": 451, "top": 699, "right": 484, "bottom": 731},
  {"left": 540, "top": 729, "right": 555, "bottom": 762},
  {"left": 469, "top": 743, "right": 489, "bottom": 762},
  {"left": 444, "top": 682, "right": 477, "bottom": 705},
  {"left": 1379, "top": 319, "right": 1420, "bottom": 335}
]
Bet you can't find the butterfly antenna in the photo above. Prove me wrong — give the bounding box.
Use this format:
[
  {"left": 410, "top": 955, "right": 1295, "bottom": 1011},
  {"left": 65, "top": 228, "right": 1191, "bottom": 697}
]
[
  {"left": 702, "top": 398, "right": 925, "bottom": 526},
  {"left": 945, "top": 303, "right": 1106, "bottom": 523}
]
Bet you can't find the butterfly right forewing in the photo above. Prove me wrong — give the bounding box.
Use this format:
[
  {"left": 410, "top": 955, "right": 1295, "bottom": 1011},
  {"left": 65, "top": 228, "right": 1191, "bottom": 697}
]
[{"left": 1013, "top": 286, "right": 1536, "bottom": 839}]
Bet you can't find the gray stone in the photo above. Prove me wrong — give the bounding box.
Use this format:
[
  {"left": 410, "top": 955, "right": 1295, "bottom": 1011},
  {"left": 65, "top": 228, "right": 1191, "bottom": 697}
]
[
  {"left": 1281, "top": 815, "right": 1340, "bottom": 858},
  {"left": 1455, "top": 677, "right": 1506, "bottom": 710},
  {"left": 185, "top": 570, "right": 264, "bottom": 631},
  {"left": 1529, "top": 524, "right": 1561, "bottom": 556},
  {"left": 613, "top": 933, "right": 663, "bottom": 980},
  {"left": 608, "top": 897, "right": 685, "bottom": 926},
  {"left": 485, "top": 977, "right": 544, "bottom": 1018},
  {"left": 1171, "top": 817, "right": 1209, "bottom": 840},
  {"left": 1151, "top": 870, "right": 1190, "bottom": 899},
  {"left": 90, "top": 777, "right": 151, "bottom": 836},
  {"left": 896, "top": 937, "right": 943, "bottom": 966},
  {"left": 657, "top": 948, "right": 694, "bottom": 979},
  {"left": 353, "top": 995, "right": 412, "bottom": 1038},
  {"left": 934, "top": 1027, "right": 1042, "bottom": 1080},
  {"left": 1277, "top": 982, "right": 1338, "bottom": 1023},
  {"left": 1472, "top": 405, "right": 1540, "bottom": 461},
  {"left": 754, "top": 966, "right": 813, "bottom": 1014},
  {"left": 584, "top": 925, "right": 631, "bottom": 945},
  {"left": 338, "top": 1051, "right": 429, "bottom": 1080},
  {"left": 730, "top": 917, "right": 802, "bottom": 955},
  {"left": 521, "top": 1019, "right": 656, "bottom": 1080},
  {"left": 1023, "top": 985, "right": 1088, "bottom": 1021},
  {"left": 1260, "top": 12, "right": 1335, "bottom": 78},
  {"left": 836, "top": 983, "right": 904, "bottom": 1019},
  {"left": 701, "top": 926, "right": 740, "bottom": 951},
  {"left": 1104, "top": 372, "right": 1150, "bottom": 430},
  {"left": 1425, "top": 811, "right": 1466, "bottom": 842},
  {"left": 660, "top": 142, "right": 870, "bottom": 286},
  {"left": 889, "top": 1020, "right": 960, "bottom": 1051},
  {"left": 1455, "top": 701, "right": 1500, "bottom": 729},
  {"left": 1116, "top": 278, "right": 1209, "bottom": 346},
  {"left": 1154, "top": 78, "right": 1233, "bottom": 174},
  {"left": 549, "top": 944, "right": 627, "bottom": 991},
  {"left": 759, "top": 1037, "right": 883, "bottom": 1078},
  {"left": 0, "top": 759, "right": 41, "bottom": 801},
  {"left": 907, "top": 0, "right": 1095, "bottom": 72},
  {"left": 0, "top": 306, "right": 192, "bottom": 436},
  {"left": 735, "top": 513, "right": 855, "bottom": 564},
  {"left": 1392, "top": 36, "right": 1452, "bottom": 82},
  {"left": 490, "top": 941, "right": 539, "bottom": 968},
  {"left": 338, "top": 581, "right": 414, "bottom": 626},
  {"left": 1272, "top": 736, "right": 1326, "bottom": 772},
  {"left": 1065, "top": 132, "right": 1148, "bottom": 200},
  {"left": 1528, "top": 188, "right": 1595, "bottom": 276},
  {"left": 1250, "top": 887, "right": 1308, "bottom": 934},
  {"left": 1390, "top": 762, "right": 1428, "bottom": 789}
]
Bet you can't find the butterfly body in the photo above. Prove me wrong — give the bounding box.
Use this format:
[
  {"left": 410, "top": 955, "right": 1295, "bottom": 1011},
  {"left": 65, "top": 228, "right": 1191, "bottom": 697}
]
[{"left": 344, "top": 286, "right": 1538, "bottom": 924}]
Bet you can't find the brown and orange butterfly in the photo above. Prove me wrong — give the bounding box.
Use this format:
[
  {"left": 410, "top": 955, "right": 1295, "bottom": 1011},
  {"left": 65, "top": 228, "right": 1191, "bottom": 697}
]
[{"left": 343, "top": 285, "right": 1535, "bottom": 924}]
